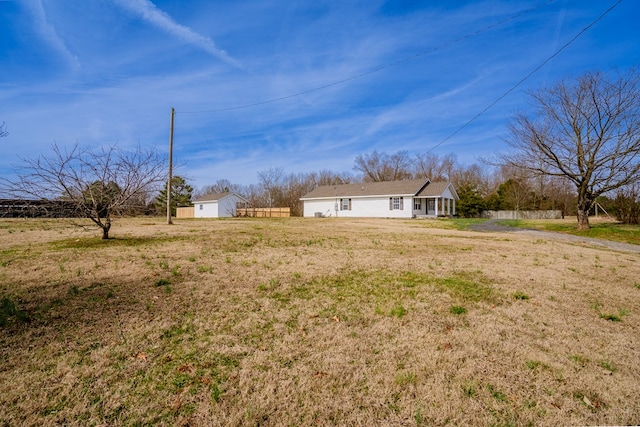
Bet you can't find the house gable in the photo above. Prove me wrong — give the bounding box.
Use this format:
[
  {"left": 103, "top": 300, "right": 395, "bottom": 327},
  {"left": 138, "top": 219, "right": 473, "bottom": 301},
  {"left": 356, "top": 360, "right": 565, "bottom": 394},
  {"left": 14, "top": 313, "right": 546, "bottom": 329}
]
[{"left": 415, "top": 181, "right": 459, "bottom": 200}]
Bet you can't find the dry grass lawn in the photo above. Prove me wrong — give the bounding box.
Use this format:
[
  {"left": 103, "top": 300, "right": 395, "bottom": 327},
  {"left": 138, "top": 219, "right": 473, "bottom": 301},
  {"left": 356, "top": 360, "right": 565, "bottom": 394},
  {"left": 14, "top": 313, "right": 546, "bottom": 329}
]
[{"left": 1, "top": 217, "right": 639, "bottom": 426}]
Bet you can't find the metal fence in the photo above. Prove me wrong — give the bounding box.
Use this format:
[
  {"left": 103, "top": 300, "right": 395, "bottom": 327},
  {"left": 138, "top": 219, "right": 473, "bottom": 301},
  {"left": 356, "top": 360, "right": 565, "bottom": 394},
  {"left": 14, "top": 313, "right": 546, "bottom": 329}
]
[{"left": 0, "top": 199, "right": 80, "bottom": 218}]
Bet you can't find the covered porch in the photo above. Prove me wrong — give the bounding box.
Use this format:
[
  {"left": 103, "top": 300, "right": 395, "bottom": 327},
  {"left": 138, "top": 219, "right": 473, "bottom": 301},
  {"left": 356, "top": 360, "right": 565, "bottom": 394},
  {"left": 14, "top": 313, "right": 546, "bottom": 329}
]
[
  {"left": 412, "top": 181, "right": 458, "bottom": 218},
  {"left": 413, "top": 196, "right": 456, "bottom": 217}
]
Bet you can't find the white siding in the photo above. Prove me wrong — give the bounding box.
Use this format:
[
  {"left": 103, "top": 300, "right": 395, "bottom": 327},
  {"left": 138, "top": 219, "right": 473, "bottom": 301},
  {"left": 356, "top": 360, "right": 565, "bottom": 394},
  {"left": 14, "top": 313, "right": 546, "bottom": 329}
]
[
  {"left": 303, "top": 199, "right": 336, "bottom": 217},
  {"left": 303, "top": 197, "right": 414, "bottom": 218},
  {"left": 217, "top": 196, "right": 239, "bottom": 217},
  {"left": 194, "top": 194, "right": 243, "bottom": 218},
  {"left": 194, "top": 201, "right": 219, "bottom": 218},
  {"left": 440, "top": 187, "right": 456, "bottom": 200}
]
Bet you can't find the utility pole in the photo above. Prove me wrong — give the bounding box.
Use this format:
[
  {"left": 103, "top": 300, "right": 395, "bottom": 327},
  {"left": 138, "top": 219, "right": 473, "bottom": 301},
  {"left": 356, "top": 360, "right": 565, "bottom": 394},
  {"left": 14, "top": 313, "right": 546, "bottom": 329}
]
[{"left": 167, "top": 107, "right": 175, "bottom": 225}]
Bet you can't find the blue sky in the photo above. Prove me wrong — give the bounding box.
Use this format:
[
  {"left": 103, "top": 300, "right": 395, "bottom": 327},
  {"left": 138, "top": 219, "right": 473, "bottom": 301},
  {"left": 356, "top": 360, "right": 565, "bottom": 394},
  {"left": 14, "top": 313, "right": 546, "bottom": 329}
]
[{"left": 1, "top": 0, "right": 638, "bottom": 189}]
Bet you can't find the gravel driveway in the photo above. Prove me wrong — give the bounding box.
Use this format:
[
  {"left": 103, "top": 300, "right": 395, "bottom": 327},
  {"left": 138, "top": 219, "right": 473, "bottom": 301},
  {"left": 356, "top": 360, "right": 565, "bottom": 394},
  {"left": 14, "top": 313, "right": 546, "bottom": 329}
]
[{"left": 469, "top": 219, "right": 640, "bottom": 254}]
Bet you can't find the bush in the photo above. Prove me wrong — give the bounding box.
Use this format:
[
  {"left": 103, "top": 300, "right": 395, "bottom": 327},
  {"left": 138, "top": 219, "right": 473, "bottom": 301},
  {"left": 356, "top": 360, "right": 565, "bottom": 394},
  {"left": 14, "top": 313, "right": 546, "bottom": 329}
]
[
  {"left": 456, "top": 184, "right": 485, "bottom": 218},
  {"left": 613, "top": 186, "right": 640, "bottom": 225}
]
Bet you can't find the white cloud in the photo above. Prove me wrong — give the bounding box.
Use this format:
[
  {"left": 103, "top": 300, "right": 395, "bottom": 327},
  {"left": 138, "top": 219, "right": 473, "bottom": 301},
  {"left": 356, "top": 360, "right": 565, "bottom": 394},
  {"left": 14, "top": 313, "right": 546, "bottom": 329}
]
[{"left": 113, "top": 0, "right": 241, "bottom": 68}]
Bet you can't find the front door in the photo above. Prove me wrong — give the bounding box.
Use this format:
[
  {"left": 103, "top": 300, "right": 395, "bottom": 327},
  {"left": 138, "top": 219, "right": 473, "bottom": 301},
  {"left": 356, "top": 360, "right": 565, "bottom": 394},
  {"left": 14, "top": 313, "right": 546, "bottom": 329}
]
[{"left": 427, "top": 199, "right": 435, "bottom": 215}]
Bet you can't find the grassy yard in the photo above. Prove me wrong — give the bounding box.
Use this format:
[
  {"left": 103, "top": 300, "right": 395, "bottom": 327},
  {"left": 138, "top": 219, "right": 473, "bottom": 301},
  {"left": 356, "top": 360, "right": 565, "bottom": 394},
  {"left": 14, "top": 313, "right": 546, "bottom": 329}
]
[{"left": 1, "top": 217, "right": 639, "bottom": 426}]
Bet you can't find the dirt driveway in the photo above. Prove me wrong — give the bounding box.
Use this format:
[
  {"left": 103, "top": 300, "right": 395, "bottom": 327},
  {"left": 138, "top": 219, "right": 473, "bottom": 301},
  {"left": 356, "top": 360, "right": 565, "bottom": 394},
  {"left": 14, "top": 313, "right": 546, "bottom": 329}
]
[{"left": 470, "top": 219, "right": 640, "bottom": 254}]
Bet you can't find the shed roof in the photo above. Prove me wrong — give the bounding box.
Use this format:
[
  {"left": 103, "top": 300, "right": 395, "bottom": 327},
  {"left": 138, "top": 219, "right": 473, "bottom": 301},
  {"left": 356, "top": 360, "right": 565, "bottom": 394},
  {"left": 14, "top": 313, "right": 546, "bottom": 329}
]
[{"left": 193, "top": 192, "right": 246, "bottom": 203}]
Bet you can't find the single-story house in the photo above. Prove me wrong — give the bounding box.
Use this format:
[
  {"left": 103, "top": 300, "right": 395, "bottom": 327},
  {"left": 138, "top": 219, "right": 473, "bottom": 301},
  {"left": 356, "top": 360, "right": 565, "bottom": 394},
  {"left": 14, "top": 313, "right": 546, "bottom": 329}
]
[
  {"left": 300, "top": 179, "right": 458, "bottom": 218},
  {"left": 192, "top": 192, "right": 248, "bottom": 218}
]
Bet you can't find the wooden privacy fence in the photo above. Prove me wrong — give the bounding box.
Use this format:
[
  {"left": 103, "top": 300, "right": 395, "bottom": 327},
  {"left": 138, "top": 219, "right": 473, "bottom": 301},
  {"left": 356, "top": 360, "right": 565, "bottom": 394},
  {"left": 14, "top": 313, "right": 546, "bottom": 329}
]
[
  {"left": 237, "top": 207, "right": 290, "bottom": 218},
  {"left": 176, "top": 206, "right": 195, "bottom": 218}
]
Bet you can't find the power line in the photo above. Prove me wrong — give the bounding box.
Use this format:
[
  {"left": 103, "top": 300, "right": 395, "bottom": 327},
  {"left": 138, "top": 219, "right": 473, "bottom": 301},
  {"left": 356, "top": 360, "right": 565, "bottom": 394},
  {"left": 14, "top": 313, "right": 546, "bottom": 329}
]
[
  {"left": 179, "top": 0, "right": 555, "bottom": 115},
  {"left": 426, "top": 0, "right": 624, "bottom": 154}
]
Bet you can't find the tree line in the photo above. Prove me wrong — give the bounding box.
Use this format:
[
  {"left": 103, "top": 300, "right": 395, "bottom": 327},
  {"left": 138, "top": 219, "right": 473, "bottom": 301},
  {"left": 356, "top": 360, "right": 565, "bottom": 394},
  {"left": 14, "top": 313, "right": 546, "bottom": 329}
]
[
  {"left": 2, "top": 66, "right": 640, "bottom": 239},
  {"left": 169, "top": 152, "right": 577, "bottom": 219}
]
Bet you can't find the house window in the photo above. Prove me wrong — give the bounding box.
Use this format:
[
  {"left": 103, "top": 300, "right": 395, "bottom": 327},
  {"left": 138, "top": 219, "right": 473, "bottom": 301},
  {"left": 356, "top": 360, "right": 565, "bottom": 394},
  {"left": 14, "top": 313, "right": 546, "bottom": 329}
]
[
  {"left": 414, "top": 199, "right": 421, "bottom": 211},
  {"left": 389, "top": 197, "right": 404, "bottom": 210},
  {"left": 340, "top": 198, "right": 351, "bottom": 210},
  {"left": 199, "top": 204, "right": 203, "bottom": 210}
]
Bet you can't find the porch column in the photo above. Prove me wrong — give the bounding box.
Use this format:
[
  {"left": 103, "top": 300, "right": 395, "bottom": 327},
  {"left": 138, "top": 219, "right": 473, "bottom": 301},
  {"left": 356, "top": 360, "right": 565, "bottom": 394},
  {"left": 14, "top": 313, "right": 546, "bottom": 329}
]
[
  {"left": 435, "top": 198, "right": 439, "bottom": 216},
  {"left": 453, "top": 199, "right": 456, "bottom": 216}
]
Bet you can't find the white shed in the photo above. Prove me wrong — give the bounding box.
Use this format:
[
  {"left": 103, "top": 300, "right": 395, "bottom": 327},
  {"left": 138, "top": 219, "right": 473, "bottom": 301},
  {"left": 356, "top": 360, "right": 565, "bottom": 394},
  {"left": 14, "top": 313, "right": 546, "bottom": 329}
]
[{"left": 192, "top": 192, "right": 248, "bottom": 218}]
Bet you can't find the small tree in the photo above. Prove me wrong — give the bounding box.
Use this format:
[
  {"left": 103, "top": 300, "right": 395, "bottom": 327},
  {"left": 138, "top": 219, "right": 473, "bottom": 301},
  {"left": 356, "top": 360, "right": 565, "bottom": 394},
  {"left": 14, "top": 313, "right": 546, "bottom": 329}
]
[
  {"left": 456, "top": 183, "right": 485, "bottom": 218},
  {"left": 501, "top": 68, "right": 640, "bottom": 230},
  {"left": 1, "top": 143, "right": 166, "bottom": 239},
  {"left": 155, "top": 176, "right": 193, "bottom": 216}
]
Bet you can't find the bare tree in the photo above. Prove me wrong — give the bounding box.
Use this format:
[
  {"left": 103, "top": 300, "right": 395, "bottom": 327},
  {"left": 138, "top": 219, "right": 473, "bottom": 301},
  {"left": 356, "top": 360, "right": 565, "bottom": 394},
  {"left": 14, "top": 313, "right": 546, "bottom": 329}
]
[
  {"left": 0, "top": 122, "right": 7, "bottom": 139},
  {"left": 501, "top": 68, "right": 640, "bottom": 229},
  {"left": 197, "top": 179, "right": 241, "bottom": 197},
  {"left": 353, "top": 150, "right": 384, "bottom": 182},
  {"left": 242, "top": 183, "right": 269, "bottom": 209},
  {"left": 279, "top": 173, "right": 310, "bottom": 217},
  {"left": 1, "top": 143, "right": 166, "bottom": 239},
  {"left": 353, "top": 150, "right": 412, "bottom": 182},
  {"left": 414, "top": 153, "right": 456, "bottom": 181},
  {"left": 450, "top": 163, "right": 490, "bottom": 194},
  {"left": 307, "top": 169, "right": 354, "bottom": 187},
  {"left": 257, "top": 167, "right": 285, "bottom": 207}
]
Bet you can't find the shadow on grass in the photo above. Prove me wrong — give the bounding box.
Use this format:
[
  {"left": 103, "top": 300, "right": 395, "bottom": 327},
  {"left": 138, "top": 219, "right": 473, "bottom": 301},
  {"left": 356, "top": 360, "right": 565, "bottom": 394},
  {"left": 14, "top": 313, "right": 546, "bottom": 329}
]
[
  {"left": 1, "top": 280, "right": 148, "bottom": 332},
  {"left": 0, "top": 273, "right": 236, "bottom": 425},
  {"left": 50, "top": 235, "right": 187, "bottom": 250}
]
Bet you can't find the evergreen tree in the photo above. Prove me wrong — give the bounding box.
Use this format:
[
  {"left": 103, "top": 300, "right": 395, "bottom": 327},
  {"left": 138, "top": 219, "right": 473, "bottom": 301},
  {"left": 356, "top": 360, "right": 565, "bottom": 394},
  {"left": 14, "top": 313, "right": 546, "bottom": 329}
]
[
  {"left": 456, "top": 183, "right": 485, "bottom": 218},
  {"left": 156, "top": 176, "right": 193, "bottom": 215}
]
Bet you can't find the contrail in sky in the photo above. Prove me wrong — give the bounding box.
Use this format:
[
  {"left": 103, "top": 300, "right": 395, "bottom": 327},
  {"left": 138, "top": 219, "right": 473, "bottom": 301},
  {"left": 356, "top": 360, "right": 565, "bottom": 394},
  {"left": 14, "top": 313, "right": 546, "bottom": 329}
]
[
  {"left": 24, "top": 0, "right": 80, "bottom": 68},
  {"left": 113, "top": 0, "right": 241, "bottom": 68}
]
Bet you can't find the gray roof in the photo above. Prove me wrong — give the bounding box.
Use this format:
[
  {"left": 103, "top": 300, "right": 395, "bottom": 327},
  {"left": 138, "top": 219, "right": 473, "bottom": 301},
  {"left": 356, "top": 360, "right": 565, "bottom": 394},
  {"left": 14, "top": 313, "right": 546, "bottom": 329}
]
[
  {"left": 193, "top": 192, "right": 246, "bottom": 203},
  {"left": 301, "top": 179, "right": 456, "bottom": 200},
  {"left": 416, "top": 181, "right": 455, "bottom": 198}
]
